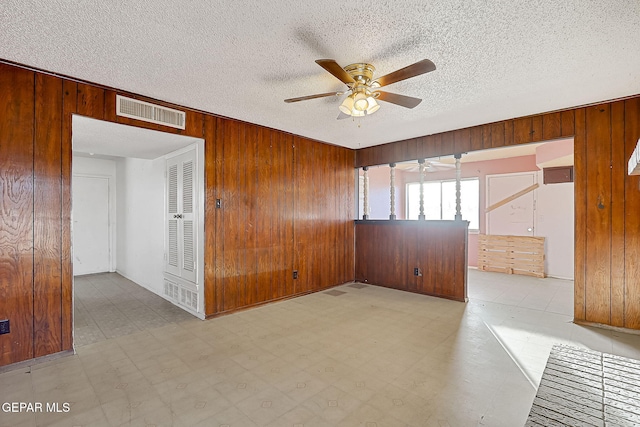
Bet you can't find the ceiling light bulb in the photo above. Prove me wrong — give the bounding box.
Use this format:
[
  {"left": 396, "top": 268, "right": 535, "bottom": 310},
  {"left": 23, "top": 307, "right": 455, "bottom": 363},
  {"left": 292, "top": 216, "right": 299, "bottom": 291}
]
[
  {"left": 366, "top": 97, "right": 380, "bottom": 114},
  {"left": 353, "top": 92, "right": 369, "bottom": 111},
  {"left": 339, "top": 96, "right": 354, "bottom": 115}
]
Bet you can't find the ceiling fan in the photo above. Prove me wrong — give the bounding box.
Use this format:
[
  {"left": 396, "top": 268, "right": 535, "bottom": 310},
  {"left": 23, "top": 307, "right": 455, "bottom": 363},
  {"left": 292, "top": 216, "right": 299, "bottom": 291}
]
[
  {"left": 284, "top": 59, "right": 436, "bottom": 119},
  {"left": 396, "top": 160, "right": 455, "bottom": 173}
]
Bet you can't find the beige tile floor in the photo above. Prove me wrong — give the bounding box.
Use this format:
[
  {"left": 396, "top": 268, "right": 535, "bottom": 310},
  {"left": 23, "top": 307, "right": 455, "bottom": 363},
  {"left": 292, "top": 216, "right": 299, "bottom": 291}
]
[{"left": 1, "top": 270, "right": 640, "bottom": 427}]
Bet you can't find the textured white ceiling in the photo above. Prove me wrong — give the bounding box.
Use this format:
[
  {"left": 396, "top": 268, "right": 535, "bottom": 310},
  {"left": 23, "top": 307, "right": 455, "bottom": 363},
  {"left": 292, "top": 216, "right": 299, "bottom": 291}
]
[
  {"left": 72, "top": 116, "right": 201, "bottom": 159},
  {"left": 1, "top": 1, "right": 639, "bottom": 149}
]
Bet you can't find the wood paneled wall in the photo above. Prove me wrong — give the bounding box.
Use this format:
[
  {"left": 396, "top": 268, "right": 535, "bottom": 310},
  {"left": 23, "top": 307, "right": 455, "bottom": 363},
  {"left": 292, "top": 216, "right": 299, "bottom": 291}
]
[
  {"left": 355, "top": 221, "right": 468, "bottom": 302},
  {"left": 356, "top": 97, "right": 640, "bottom": 330},
  {"left": 0, "top": 61, "right": 355, "bottom": 367}
]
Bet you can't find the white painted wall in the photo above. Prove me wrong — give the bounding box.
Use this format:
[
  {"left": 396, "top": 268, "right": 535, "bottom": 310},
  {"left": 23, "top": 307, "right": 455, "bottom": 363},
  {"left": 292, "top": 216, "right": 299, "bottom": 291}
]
[
  {"left": 72, "top": 156, "right": 117, "bottom": 272},
  {"left": 535, "top": 170, "right": 574, "bottom": 279},
  {"left": 115, "top": 157, "right": 165, "bottom": 295}
]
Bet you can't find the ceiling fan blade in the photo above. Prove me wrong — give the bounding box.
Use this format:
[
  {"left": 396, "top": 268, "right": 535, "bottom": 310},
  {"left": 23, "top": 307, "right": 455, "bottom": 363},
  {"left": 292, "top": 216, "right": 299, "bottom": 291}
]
[
  {"left": 375, "top": 59, "right": 436, "bottom": 87},
  {"left": 375, "top": 91, "right": 422, "bottom": 108},
  {"left": 337, "top": 111, "right": 350, "bottom": 120},
  {"left": 284, "top": 91, "right": 341, "bottom": 103},
  {"left": 316, "top": 59, "right": 355, "bottom": 85}
]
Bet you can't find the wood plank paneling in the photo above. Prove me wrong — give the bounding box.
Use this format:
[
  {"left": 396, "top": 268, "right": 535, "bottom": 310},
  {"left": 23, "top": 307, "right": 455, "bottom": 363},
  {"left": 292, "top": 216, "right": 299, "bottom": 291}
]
[
  {"left": 573, "top": 108, "right": 587, "bottom": 321},
  {"left": 543, "top": 112, "right": 562, "bottom": 141},
  {"left": 76, "top": 83, "right": 104, "bottom": 119},
  {"left": 441, "top": 132, "right": 455, "bottom": 155},
  {"left": 255, "top": 126, "right": 272, "bottom": 304},
  {"left": 272, "top": 131, "right": 285, "bottom": 298},
  {"left": 422, "top": 134, "right": 441, "bottom": 159},
  {"left": 532, "top": 115, "right": 543, "bottom": 142},
  {"left": 61, "top": 80, "right": 76, "bottom": 350},
  {"left": 491, "top": 123, "right": 505, "bottom": 148},
  {"left": 470, "top": 126, "right": 483, "bottom": 152},
  {"left": 244, "top": 125, "right": 259, "bottom": 307},
  {"left": 204, "top": 115, "right": 217, "bottom": 316},
  {"left": 482, "top": 124, "right": 493, "bottom": 149},
  {"left": 355, "top": 221, "right": 467, "bottom": 301},
  {"left": 584, "top": 104, "right": 612, "bottom": 324},
  {"left": 625, "top": 98, "right": 640, "bottom": 329},
  {"left": 281, "top": 133, "right": 295, "bottom": 297},
  {"left": 213, "top": 117, "right": 226, "bottom": 314},
  {"left": 454, "top": 129, "right": 471, "bottom": 154},
  {"left": 221, "top": 119, "right": 244, "bottom": 311},
  {"left": 0, "top": 64, "right": 35, "bottom": 365},
  {"left": 561, "top": 110, "right": 575, "bottom": 136},
  {"left": 33, "top": 73, "right": 63, "bottom": 357},
  {"left": 610, "top": 101, "right": 625, "bottom": 327},
  {"left": 504, "top": 120, "right": 514, "bottom": 146},
  {"left": 514, "top": 117, "right": 533, "bottom": 145}
]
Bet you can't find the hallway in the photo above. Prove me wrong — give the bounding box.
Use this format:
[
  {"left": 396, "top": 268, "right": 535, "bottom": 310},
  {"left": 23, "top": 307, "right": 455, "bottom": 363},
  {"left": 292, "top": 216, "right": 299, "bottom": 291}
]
[{"left": 74, "top": 273, "right": 195, "bottom": 347}]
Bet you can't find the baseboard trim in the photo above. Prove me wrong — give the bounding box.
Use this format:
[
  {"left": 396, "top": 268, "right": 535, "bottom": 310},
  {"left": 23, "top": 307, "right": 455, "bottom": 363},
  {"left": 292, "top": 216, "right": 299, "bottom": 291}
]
[
  {"left": 0, "top": 350, "right": 75, "bottom": 374},
  {"left": 574, "top": 319, "right": 640, "bottom": 335}
]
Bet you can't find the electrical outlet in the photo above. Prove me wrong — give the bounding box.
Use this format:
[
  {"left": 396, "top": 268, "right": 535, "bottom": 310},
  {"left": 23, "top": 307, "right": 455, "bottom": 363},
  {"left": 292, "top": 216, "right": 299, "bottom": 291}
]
[
  {"left": 0, "top": 319, "right": 9, "bottom": 335},
  {"left": 414, "top": 268, "right": 422, "bottom": 277},
  {"left": 216, "top": 199, "right": 222, "bottom": 209},
  {"left": 293, "top": 270, "right": 298, "bottom": 279}
]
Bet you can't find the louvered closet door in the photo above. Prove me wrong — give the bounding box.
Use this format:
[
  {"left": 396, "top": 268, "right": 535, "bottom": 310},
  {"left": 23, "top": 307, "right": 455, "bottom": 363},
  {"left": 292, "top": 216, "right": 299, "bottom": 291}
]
[{"left": 165, "top": 150, "right": 197, "bottom": 283}]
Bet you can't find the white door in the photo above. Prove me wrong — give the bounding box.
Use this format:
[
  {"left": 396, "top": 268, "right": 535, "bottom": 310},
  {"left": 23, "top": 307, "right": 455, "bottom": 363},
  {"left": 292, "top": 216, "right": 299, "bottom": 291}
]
[
  {"left": 73, "top": 176, "right": 110, "bottom": 275},
  {"left": 165, "top": 150, "right": 197, "bottom": 283},
  {"left": 487, "top": 172, "right": 536, "bottom": 236}
]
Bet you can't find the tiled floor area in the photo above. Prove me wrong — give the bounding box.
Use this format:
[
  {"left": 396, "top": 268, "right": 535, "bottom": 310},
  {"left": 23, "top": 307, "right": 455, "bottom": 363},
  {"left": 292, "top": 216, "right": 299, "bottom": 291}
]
[
  {"left": 526, "top": 344, "right": 640, "bottom": 425},
  {"left": 74, "top": 274, "right": 195, "bottom": 347},
  {"left": 2, "top": 270, "right": 640, "bottom": 426}
]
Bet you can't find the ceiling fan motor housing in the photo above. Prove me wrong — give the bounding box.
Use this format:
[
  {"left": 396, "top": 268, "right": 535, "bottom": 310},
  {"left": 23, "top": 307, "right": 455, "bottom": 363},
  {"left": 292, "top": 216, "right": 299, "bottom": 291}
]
[{"left": 344, "top": 63, "right": 376, "bottom": 87}]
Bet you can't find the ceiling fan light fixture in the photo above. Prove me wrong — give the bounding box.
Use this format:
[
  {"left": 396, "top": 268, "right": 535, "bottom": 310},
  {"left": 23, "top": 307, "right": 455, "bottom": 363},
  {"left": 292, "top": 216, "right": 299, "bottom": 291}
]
[
  {"left": 351, "top": 108, "right": 366, "bottom": 117},
  {"left": 353, "top": 92, "right": 369, "bottom": 111},
  {"left": 339, "top": 95, "right": 354, "bottom": 115},
  {"left": 365, "top": 97, "right": 380, "bottom": 114}
]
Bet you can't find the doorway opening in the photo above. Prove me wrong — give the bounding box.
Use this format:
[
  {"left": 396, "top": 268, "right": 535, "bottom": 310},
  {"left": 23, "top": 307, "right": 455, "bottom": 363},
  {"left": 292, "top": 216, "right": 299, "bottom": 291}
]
[
  {"left": 358, "top": 137, "right": 575, "bottom": 311},
  {"left": 71, "top": 115, "right": 205, "bottom": 346}
]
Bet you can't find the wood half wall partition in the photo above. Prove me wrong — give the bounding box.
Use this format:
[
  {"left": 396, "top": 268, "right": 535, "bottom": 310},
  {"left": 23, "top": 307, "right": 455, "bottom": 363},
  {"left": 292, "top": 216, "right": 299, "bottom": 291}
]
[
  {"left": 355, "top": 220, "right": 468, "bottom": 302},
  {"left": 355, "top": 97, "right": 640, "bottom": 331}
]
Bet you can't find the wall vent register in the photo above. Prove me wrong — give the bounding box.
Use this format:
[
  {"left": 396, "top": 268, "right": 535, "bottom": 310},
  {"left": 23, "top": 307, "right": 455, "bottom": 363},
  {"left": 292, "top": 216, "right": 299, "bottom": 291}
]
[{"left": 116, "top": 95, "right": 186, "bottom": 129}]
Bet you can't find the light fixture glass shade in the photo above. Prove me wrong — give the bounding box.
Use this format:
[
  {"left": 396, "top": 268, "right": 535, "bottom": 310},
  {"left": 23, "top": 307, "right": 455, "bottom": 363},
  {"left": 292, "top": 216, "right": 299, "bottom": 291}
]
[
  {"left": 339, "top": 96, "right": 354, "bottom": 115},
  {"left": 351, "top": 109, "right": 365, "bottom": 117},
  {"left": 366, "top": 97, "right": 380, "bottom": 114},
  {"left": 353, "top": 92, "right": 369, "bottom": 111}
]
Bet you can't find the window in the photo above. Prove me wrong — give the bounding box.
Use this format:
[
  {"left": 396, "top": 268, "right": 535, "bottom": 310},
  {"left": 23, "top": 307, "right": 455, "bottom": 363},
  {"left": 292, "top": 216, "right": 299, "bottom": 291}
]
[{"left": 406, "top": 178, "right": 479, "bottom": 230}]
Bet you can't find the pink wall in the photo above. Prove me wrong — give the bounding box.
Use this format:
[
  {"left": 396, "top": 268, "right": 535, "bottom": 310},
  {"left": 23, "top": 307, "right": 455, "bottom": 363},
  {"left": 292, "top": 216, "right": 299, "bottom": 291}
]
[
  {"left": 536, "top": 138, "right": 573, "bottom": 166},
  {"left": 365, "top": 165, "right": 408, "bottom": 219}
]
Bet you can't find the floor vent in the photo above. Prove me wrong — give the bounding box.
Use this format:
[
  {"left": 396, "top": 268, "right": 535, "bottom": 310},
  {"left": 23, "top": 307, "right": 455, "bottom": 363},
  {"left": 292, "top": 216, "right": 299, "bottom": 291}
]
[{"left": 116, "top": 95, "right": 186, "bottom": 129}]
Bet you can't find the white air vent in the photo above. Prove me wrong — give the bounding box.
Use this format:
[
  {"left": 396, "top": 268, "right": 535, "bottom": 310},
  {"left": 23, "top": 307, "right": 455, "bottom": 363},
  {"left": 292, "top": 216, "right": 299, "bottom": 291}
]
[
  {"left": 164, "top": 279, "right": 179, "bottom": 300},
  {"left": 180, "top": 287, "right": 199, "bottom": 311},
  {"left": 116, "top": 95, "right": 186, "bottom": 129}
]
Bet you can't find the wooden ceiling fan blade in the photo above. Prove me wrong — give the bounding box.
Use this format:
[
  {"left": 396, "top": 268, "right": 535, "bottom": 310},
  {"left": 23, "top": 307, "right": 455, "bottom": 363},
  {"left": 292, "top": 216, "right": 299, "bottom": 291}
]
[
  {"left": 316, "top": 59, "right": 355, "bottom": 84},
  {"left": 284, "top": 91, "right": 341, "bottom": 103},
  {"left": 375, "top": 59, "right": 436, "bottom": 87},
  {"left": 375, "top": 91, "right": 422, "bottom": 108}
]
